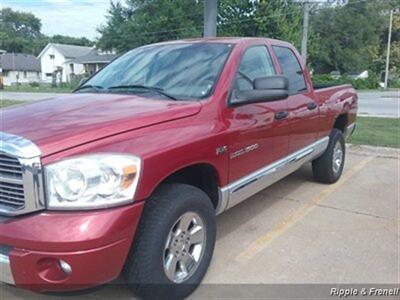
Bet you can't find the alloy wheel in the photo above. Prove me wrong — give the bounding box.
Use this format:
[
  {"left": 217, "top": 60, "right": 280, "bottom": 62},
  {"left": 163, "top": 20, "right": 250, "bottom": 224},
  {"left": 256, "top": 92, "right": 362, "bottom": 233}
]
[{"left": 163, "top": 212, "right": 206, "bottom": 283}]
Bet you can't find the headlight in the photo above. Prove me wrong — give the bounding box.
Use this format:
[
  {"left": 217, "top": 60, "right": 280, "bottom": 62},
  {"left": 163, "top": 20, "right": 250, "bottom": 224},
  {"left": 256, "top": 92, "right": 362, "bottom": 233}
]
[{"left": 45, "top": 154, "right": 141, "bottom": 210}]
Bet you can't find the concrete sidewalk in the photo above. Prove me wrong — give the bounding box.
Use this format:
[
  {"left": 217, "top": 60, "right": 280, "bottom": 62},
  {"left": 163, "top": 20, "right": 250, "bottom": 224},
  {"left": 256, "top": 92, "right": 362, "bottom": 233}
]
[{"left": 1, "top": 147, "right": 398, "bottom": 299}]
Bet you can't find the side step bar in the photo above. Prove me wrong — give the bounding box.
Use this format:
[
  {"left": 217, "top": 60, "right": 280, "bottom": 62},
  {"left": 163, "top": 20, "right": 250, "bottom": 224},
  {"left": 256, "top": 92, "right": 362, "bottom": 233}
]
[{"left": 216, "top": 137, "right": 329, "bottom": 214}]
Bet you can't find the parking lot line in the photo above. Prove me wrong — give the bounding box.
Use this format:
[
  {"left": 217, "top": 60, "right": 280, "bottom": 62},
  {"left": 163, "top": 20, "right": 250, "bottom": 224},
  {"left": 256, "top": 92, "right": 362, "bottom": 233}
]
[{"left": 235, "top": 156, "right": 375, "bottom": 262}]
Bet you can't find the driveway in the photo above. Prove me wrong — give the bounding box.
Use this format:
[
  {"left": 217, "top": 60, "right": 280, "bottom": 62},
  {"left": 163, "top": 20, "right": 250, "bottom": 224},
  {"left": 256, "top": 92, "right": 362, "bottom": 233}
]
[{"left": 1, "top": 146, "right": 398, "bottom": 299}]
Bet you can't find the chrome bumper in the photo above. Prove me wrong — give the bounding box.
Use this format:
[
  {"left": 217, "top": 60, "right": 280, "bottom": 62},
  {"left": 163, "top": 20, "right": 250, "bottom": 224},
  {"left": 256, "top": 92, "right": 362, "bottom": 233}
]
[{"left": 0, "top": 246, "right": 15, "bottom": 284}]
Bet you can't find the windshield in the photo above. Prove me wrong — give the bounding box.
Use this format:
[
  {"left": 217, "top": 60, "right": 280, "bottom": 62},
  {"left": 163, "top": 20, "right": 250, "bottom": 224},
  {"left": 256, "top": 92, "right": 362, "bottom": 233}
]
[{"left": 79, "top": 43, "right": 233, "bottom": 100}]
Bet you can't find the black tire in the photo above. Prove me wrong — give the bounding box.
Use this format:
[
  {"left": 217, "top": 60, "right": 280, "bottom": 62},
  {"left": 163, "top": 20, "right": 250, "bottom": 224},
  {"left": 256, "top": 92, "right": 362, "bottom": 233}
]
[
  {"left": 312, "top": 128, "right": 345, "bottom": 184},
  {"left": 123, "top": 183, "right": 216, "bottom": 300}
]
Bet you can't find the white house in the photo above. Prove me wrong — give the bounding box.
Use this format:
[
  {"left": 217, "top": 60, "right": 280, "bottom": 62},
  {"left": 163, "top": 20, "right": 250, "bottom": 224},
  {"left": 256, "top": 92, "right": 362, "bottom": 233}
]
[
  {"left": 38, "top": 43, "right": 116, "bottom": 83},
  {"left": 0, "top": 53, "right": 41, "bottom": 86},
  {"left": 38, "top": 43, "right": 94, "bottom": 83}
]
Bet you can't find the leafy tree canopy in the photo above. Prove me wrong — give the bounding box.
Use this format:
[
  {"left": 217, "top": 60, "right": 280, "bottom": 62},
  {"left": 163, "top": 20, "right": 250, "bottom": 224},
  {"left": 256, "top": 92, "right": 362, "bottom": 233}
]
[
  {"left": 96, "top": 0, "right": 399, "bottom": 78},
  {"left": 2, "top": 0, "right": 399, "bottom": 81},
  {"left": 309, "top": 0, "right": 398, "bottom": 74},
  {"left": 49, "top": 35, "right": 93, "bottom": 47},
  {"left": 0, "top": 8, "right": 42, "bottom": 54},
  {"left": 0, "top": 8, "right": 94, "bottom": 56},
  {"left": 98, "top": 0, "right": 305, "bottom": 52},
  {"left": 97, "top": 0, "right": 203, "bottom": 52}
]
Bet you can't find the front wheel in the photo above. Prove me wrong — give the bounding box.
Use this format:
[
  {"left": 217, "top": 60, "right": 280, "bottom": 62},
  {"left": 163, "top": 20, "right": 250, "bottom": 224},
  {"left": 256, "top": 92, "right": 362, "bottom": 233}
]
[
  {"left": 312, "top": 128, "right": 345, "bottom": 184},
  {"left": 123, "top": 183, "right": 216, "bottom": 300}
]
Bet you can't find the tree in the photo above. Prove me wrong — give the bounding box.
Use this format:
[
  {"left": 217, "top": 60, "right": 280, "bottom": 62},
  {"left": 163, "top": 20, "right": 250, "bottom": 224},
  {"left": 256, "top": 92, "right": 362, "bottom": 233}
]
[
  {"left": 372, "top": 13, "right": 400, "bottom": 83},
  {"left": 96, "top": 0, "right": 397, "bottom": 81},
  {"left": 217, "top": 0, "right": 258, "bottom": 36},
  {"left": 0, "top": 8, "right": 94, "bottom": 55},
  {"left": 389, "top": 14, "right": 400, "bottom": 80},
  {"left": 49, "top": 35, "right": 93, "bottom": 47},
  {"left": 96, "top": 1, "right": 130, "bottom": 51},
  {"left": 254, "top": 0, "right": 304, "bottom": 49},
  {"left": 217, "top": 0, "right": 305, "bottom": 49},
  {"left": 0, "top": 8, "right": 42, "bottom": 54},
  {"left": 309, "top": 0, "right": 388, "bottom": 74},
  {"left": 97, "top": 0, "right": 203, "bottom": 52}
]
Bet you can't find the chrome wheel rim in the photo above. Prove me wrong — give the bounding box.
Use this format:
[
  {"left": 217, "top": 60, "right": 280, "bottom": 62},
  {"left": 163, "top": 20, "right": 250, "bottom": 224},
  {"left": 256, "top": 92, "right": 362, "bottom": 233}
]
[
  {"left": 332, "top": 141, "right": 343, "bottom": 174},
  {"left": 163, "top": 212, "right": 206, "bottom": 283}
]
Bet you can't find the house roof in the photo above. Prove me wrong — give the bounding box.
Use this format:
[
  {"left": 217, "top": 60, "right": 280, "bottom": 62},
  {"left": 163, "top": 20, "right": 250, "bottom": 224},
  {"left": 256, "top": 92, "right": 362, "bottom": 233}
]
[
  {"left": 70, "top": 51, "right": 117, "bottom": 64},
  {"left": 38, "top": 43, "right": 94, "bottom": 59},
  {"left": 0, "top": 53, "right": 41, "bottom": 71}
]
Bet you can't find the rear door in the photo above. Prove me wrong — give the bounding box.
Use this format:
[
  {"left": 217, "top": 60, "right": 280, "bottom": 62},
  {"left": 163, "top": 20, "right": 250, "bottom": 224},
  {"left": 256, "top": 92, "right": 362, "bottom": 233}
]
[
  {"left": 272, "top": 45, "right": 319, "bottom": 153},
  {"left": 226, "top": 45, "right": 290, "bottom": 183}
]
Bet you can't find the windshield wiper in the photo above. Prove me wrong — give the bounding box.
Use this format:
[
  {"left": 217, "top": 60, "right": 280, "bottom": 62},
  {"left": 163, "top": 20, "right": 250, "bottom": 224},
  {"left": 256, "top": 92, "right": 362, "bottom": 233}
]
[
  {"left": 74, "top": 84, "right": 105, "bottom": 93},
  {"left": 107, "top": 84, "right": 178, "bottom": 100}
]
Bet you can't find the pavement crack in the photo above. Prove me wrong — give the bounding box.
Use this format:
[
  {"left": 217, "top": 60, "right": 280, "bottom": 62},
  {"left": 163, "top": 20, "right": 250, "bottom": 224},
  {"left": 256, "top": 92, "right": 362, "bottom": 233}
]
[
  {"left": 314, "top": 203, "right": 398, "bottom": 221},
  {"left": 261, "top": 194, "right": 397, "bottom": 221}
]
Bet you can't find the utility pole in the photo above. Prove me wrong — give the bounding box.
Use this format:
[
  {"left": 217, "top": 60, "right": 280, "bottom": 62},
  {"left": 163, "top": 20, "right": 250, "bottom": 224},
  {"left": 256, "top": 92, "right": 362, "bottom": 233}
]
[
  {"left": 384, "top": 9, "right": 393, "bottom": 89},
  {"left": 204, "top": 0, "right": 217, "bottom": 37},
  {"left": 301, "top": 2, "right": 310, "bottom": 64}
]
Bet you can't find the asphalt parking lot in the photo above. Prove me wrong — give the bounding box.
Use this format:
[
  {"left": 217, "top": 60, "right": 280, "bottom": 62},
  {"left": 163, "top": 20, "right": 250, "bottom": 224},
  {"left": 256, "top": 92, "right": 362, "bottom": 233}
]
[{"left": 1, "top": 146, "right": 398, "bottom": 299}]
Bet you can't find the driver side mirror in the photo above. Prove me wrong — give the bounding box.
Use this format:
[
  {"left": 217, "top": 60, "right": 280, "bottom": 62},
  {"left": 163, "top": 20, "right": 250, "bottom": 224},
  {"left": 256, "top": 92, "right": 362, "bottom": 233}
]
[{"left": 230, "top": 75, "right": 289, "bottom": 106}]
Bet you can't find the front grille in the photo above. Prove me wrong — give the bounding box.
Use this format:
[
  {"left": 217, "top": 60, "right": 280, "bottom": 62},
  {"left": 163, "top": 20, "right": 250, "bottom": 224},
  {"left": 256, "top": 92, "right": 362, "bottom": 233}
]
[
  {"left": 0, "top": 154, "right": 25, "bottom": 210},
  {"left": 0, "top": 132, "right": 44, "bottom": 216},
  {"left": 0, "top": 154, "right": 23, "bottom": 179}
]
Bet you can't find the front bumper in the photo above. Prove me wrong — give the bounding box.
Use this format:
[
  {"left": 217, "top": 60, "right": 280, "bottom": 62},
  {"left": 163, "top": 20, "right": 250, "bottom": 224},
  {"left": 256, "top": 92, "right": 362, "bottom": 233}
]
[
  {"left": 0, "top": 246, "right": 13, "bottom": 284},
  {"left": 0, "top": 201, "right": 144, "bottom": 292}
]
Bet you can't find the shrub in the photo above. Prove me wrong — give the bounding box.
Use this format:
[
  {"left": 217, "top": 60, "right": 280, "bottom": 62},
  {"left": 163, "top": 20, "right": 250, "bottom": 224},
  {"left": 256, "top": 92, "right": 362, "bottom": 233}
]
[
  {"left": 389, "top": 79, "right": 400, "bottom": 88},
  {"left": 29, "top": 81, "right": 40, "bottom": 87},
  {"left": 312, "top": 73, "right": 380, "bottom": 90},
  {"left": 66, "top": 74, "right": 86, "bottom": 90}
]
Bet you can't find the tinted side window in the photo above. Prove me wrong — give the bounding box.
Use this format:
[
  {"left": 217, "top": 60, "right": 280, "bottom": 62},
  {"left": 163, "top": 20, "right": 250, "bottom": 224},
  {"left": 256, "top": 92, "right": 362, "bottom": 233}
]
[
  {"left": 235, "top": 46, "right": 276, "bottom": 91},
  {"left": 272, "top": 46, "right": 307, "bottom": 94}
]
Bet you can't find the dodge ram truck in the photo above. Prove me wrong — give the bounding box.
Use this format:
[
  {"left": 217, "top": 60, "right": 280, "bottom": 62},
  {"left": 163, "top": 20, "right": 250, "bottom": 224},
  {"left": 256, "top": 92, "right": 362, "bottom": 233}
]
[{"left": 0, "top": 38, "right": 357, "bottom": 299}]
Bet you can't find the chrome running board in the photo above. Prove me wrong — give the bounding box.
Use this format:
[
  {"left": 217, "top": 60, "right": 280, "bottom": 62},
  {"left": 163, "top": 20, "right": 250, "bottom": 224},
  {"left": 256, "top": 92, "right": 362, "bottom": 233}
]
[{"left": 216, "top": 137, "right": 329, "bottom": 214}]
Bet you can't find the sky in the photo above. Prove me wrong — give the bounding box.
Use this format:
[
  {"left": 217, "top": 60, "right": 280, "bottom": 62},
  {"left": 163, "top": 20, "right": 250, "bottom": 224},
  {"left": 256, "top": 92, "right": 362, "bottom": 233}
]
[{"left": 2, "top": 0, "right": 112, "bottom": 40}]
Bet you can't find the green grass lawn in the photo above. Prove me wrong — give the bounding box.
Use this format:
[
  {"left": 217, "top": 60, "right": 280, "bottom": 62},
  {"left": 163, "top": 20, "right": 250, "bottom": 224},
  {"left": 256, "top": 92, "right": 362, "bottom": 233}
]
[
  {"left": 349, "top": 117, "right": 400, "bottom": 148},
  {"left": 1, "top": 100, "right": 398, "bottom": 148},
  {"left": 4, "top": 85, "right": 72, "bottom": 93},
  {"left": 0, "top": 100, "right": 25, "bottom": 108}
]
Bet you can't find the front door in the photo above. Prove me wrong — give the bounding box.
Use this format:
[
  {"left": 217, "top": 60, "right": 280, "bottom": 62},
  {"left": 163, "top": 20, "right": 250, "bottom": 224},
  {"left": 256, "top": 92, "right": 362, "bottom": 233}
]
[{"left": 225, "top": 45, "right": 290, "bottom": 184}]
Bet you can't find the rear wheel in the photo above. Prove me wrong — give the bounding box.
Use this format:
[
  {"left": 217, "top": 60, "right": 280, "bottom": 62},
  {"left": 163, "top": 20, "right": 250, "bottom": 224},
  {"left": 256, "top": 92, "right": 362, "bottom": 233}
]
[
  {"left": 123, "top": 183, "right": 216, "bottom": 300},
  {"left": 312, "top": 128, "right": 345, "bottom": 183}
]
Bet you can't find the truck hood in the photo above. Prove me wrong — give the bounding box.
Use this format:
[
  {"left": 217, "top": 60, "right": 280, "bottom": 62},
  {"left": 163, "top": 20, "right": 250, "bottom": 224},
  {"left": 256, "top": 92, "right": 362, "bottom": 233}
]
[{"left": 2, "top": 93, "right": 202, "bottom": 157}]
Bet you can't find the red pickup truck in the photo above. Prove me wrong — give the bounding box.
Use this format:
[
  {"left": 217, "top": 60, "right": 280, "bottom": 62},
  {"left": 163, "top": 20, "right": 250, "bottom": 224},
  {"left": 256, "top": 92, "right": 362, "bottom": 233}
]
[{"left": 1, "top": 38, "right": 357, "bottom": 299}]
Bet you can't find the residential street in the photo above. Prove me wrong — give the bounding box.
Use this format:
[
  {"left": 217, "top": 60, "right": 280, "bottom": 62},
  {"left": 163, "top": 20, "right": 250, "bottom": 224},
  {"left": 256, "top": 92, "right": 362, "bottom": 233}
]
[
  {"left": 357, "top": 90, "right": 400, "bottom": 118},
  {"left": 1, "top": 90, "right": 399, "bottom": 118},
  {"left": 1, "top": 91, "right": 68, "bottom": 102}
]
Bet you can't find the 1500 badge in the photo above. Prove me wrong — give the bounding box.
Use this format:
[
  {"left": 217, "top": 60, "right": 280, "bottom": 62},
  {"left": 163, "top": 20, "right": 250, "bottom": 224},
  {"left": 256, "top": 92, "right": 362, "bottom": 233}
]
[{"left": 230, "top": 143, "right": 259, "bottom": 159}]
